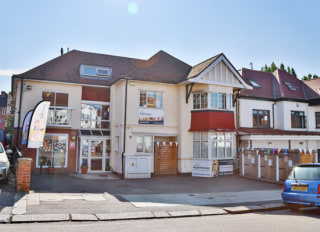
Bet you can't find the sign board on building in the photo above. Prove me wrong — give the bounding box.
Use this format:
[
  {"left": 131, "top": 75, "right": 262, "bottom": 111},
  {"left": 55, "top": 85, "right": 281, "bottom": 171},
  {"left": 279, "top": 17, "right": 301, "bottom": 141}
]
[
  {"left": 138, "top": 108, "right": 164, "bottom": 125},
  {"left": 192, "top": 159, "right": 219, "bottom": 178},
  {"left": 218, "top": 159, "right": 234, "bottom": 176}
]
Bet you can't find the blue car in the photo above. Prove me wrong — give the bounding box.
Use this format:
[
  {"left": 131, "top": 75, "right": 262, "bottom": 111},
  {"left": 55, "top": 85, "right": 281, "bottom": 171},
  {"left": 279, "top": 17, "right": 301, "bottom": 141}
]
[{"left": 282, "top": 163, "right": 320, "bottom": 210}]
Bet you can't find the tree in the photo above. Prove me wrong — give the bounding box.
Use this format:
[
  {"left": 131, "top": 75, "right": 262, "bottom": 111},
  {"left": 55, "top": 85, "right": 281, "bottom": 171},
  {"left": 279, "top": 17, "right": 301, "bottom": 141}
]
[
  {"left": 280, "top": 63, "right": 285, "bottom": 70},
  {"left": 270, "top": 62, "right": 277, "bottom": 72},
  {"left": 291, "top": 68, "right": 297, "bottom": 77},
  {"left": 5, "top": 115, "right": 13, "bottom": 135},
  {"left": 313, "top": 74, "right": 318, "bottom": 79},
  {"left": 287, "top": 66, "right": 291, "bottom": 74}
]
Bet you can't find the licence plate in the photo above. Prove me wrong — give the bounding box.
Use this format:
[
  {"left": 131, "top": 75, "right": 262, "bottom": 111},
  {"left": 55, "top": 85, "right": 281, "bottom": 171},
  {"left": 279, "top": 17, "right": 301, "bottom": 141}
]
[{"left": 291, "top": 186, "right": 308, "bottom": 191}]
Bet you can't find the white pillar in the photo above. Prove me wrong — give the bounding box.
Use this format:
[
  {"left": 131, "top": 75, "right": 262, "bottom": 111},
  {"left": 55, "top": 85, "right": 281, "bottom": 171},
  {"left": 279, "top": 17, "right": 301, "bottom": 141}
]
[
  {"left": 242, "top": 153, "right": 245, "bottom": 176},
  {"left": 276, "top": 155, "right": 279, "bottom": 181},
  {"left": 258, "top": 154, "right": 261, "bottom": 178}
]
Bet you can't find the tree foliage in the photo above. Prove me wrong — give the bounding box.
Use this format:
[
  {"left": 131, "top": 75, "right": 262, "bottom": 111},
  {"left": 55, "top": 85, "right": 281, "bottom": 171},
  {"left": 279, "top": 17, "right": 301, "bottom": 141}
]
[{"left": 5, "top": 115, "right": 13, "bottom": 135}]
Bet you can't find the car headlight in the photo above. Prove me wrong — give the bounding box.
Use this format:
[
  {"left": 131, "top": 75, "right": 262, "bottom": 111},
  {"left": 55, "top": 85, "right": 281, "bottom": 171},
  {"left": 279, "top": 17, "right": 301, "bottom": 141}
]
[{"left": 0, "top": 162, "right": 7, "bottom": 167}]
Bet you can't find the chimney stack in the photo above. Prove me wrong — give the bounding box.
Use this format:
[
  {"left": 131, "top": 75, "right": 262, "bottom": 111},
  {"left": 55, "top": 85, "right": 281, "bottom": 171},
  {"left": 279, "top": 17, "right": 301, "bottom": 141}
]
[{"left": 60, "top": 47, "right": 64, "bottom": 56}]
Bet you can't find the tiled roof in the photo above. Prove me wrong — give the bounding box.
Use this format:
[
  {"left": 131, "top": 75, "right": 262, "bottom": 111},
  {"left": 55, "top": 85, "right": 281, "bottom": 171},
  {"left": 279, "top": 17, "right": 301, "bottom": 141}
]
[
  {"left": 240, "top": 68, "right": 317, "bottom": 101},
  {"left": 187, "top": 54, "right": 221, "bottom": 79},
  {"left": 302, "top": 78, "right": 320, "bottom": 100},
  {"left": 128, "top": 50, "right": 191, "bottom": 83},
  {"left": 13, "top": 50, "right": 192, "bottom": 85}
]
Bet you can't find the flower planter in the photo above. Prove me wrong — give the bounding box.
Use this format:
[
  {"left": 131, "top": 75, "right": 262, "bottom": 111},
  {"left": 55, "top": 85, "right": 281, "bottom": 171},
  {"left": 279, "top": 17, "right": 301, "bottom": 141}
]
[
  {"left": 48, "top": 167, "right": 55, "bottom": 175},
  {"left": 81, "top": 166, "right": 88, "bottom": 174}
]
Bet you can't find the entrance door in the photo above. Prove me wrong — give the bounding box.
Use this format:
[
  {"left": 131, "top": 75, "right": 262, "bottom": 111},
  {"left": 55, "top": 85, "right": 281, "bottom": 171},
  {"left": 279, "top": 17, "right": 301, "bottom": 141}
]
[
  {"left": 80, "top": 138, "right": 110, "bottom": 173},
  {"left": 154, "top": 141, "right": 178, "bottom": 175}
]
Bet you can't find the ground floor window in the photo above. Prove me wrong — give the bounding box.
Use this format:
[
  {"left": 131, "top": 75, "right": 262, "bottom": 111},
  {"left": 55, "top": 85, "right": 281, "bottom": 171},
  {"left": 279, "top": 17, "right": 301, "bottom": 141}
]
[
  {"left": 136, "top": 135, "right": 153, "bottom": 154},
  {"left": 193, "top": 132, "right": 233, "bottom": 159},
  {"left": 37, "top": 134, "right": 68, "bottom": 168}
]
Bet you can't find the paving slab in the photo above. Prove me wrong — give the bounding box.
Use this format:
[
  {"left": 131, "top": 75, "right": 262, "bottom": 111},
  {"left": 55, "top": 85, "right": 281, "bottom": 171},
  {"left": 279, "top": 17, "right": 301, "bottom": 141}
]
[
  {"left": 71, "top": 214, "right": 98, "bottom": 221},
  {"left": 223, "top": 205, "right": 265, "bottom": 214},
  {"left": 199, "top": 208, "right": 227, "bottom": 215},
  {"left": 12, "top": 207, "right": 26, "bottom": 215},
  {"left": 12, "top": 214, "right": 70, "bottom": 223},
  {"left": 96, "top": 211, "right": 154, "bottom": 221},
  {"left": 0, "top": 215, "right": 11, "bottom": 223},
  {"left": 168, "top": 210, "right": 201, "bottom": 217},
  {"left": 262, "top": 203, "right": 286, "bottom": 210},
  {"left": 152, "top": 211, "right": 171, "bottom": 218}
]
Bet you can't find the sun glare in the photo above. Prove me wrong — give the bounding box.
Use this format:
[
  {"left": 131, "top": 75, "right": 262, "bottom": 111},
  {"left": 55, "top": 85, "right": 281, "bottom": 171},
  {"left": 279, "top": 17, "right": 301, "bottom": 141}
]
[{"left": 128, "top": 2, "right": 138, "bottom": 15}]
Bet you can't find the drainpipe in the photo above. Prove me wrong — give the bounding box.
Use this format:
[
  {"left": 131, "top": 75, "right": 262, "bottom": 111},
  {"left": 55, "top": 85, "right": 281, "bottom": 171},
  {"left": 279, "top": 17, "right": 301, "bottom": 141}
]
[
  {"left": 121, "top": 78, "right": 129, "bottom": 179},
  {"left": 272, "top": 102, "right": 276, "bottom": 128},
  {"left": 16, "top": 78, "right": 24, "bottom": 147}
]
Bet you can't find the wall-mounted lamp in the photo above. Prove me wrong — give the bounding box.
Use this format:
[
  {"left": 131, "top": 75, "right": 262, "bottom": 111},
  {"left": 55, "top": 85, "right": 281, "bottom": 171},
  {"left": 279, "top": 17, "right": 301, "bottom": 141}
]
[
  {"left": 26, "top": 85, "right": 32, "bottom": 91},
  {"left": 268, "top": 142, "right": 272, "bottom": 145}
]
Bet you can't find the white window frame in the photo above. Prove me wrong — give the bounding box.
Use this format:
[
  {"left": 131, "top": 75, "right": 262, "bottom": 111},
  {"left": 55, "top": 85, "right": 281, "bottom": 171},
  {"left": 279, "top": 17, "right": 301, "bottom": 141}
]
[
  {"left": 135, "top": 135, "right": 154, "bottom": 154},
  {"left": 80, "top": 100, "right": 110, "bottom": 131},
  {"left": 193, "top": 92, "right": 233, "bottom": 111},
  {"left": 36, "top": 133, "right": 69, "bottom": 168},
  {"left": 139, "top": 90, "right": 163, "bottom": 109},
  {"left": 193, "top": 132, "right": 233, "bottom": 160},
  {"left": 1, "top": 108, "right": 6, "bottom": 115},
  {"left": 42, "top": 90, "right": 73, "bottom": 127}
]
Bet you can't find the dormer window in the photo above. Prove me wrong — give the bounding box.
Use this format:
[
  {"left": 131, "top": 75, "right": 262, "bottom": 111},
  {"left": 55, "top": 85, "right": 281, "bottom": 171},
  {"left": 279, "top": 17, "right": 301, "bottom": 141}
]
[
  {"left": 283, "top": 81, "right": 297, "bottom": 91},
  {"left": 80, "top": 64, "right": 112, "bottom": 80},
  {"left": 247, "top": 78, "right": 261, "bottom": 88}
]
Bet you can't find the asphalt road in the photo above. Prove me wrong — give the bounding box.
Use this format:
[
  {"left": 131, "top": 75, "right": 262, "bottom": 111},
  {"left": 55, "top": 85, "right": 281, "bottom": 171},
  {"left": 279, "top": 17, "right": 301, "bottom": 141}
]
[{"left": 29, "top": 174, "right": 281, "bottom": 194}]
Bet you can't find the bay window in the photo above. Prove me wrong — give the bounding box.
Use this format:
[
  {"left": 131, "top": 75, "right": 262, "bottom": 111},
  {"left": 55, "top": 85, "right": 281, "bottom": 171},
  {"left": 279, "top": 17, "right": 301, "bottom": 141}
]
[
  {"left": 193, "top": 92, "right": 232, "bottom": 110},
  {"left": 193, "top": 132, "right": 233, "bottom": 159}
]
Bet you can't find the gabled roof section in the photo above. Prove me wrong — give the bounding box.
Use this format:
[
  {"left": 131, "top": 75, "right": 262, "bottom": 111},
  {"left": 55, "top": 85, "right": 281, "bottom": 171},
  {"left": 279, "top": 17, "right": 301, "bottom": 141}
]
[
  {"left": 273, "top": 69, "right": 308, "bottom": 101},
  {"left": 240, "top": 68, "right": 279, "bottom": 100},
  {"left": 128, "top": 50, "right": 192, "bottom": 84},
  {"left": 13, "top": 50, "right": 192, "bottom": 86},
  {"left": 13, "top": 50, "right": 146, "bottom": 86},
  {"left": 300, "top": 78, "right": 320, "bottom": 100},
  {"left": 187, "top": 54, "right": 221, "bottom": 79},
  {"left": 240, "top": 68, "right": 317, "bottom": 102},
  {"left": 186, "top": 53, "right": 252, "bottom": 89}
]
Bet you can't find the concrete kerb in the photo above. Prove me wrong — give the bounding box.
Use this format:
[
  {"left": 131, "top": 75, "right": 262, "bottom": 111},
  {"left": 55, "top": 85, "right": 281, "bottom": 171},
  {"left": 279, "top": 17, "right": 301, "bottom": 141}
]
[{"left": 6, "top": 204, "right": 288, "bottom": 224}]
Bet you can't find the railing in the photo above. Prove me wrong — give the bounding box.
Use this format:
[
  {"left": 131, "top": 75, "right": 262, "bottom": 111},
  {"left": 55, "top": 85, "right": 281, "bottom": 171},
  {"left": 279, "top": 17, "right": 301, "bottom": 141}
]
[{"left": 47, "top": 107, "right": 73, "bottom": 127}]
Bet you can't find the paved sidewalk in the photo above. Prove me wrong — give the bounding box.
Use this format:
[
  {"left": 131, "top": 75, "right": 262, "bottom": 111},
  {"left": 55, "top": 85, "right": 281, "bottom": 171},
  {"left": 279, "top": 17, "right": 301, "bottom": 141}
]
[{"left": 0, "top": 174, "right": 286, "bottom": 223}]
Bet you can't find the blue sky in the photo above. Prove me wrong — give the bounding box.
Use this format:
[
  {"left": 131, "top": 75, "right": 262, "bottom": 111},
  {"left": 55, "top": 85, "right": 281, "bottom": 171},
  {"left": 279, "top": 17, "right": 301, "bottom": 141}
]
[{"left": 1, "top": 0, "right": 319, "bottom": 93}]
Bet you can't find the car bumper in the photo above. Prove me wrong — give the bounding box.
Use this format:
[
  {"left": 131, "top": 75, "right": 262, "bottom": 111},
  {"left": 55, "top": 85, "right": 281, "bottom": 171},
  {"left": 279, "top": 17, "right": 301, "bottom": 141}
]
[
  {"left": 282, "top": 192, "right": 320, "bottom": 207},
  {"left": 0, "top": 167, "right": 8, "bottom": 180}
]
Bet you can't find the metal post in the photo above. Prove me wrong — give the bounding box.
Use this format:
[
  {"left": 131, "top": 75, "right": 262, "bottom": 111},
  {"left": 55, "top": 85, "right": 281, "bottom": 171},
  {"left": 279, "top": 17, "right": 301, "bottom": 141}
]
[
  {"left": 241, "top": 153, "right": 244, "bottom": 176},
  {"left": 258, "top": 154, "right": 261, "bottom": 178},
  {"left": 276, "top": 155, "right": 279, "bottom": 181}
]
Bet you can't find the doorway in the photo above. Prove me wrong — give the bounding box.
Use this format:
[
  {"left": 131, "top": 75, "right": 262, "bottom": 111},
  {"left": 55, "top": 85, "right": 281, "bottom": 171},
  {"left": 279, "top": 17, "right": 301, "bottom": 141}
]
[
  {"left": 154, "top": 137, "right": 178, "bottom": 175},
  {"left": 80, "top": 138, "right": 110, "bottom": 173}
]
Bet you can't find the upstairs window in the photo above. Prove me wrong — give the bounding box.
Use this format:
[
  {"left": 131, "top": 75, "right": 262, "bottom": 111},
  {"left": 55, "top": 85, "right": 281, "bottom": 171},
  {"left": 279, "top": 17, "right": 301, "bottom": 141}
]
[
  {"left": 139, "top": 91, "right": 163, "bottom": 109},
  {"left": 291, "top": 111, "right": 305, "bottom": 128},
  {"left": 316, "top": 112, "right": 320, "bottom": 128},
  {"left": 81, "top": 102, "right": 110, "bottom": 132},
  {"left": 253, "top": 109, "right": 270, "bottom": 128},
  {"left": 248, "top": 78, "right": 261, "bottom": 88},
  {"left": 283, "top": 81, "right": 297, "bottom": 91},
  {"left": 80, "top": 64, "right": 112, "bottom": 80},
  {"left": 42, "top": 91, "right": 72, "bottom": 126},
  {"left": 194, "top": 92, "right": 232, "bottom": 110}
]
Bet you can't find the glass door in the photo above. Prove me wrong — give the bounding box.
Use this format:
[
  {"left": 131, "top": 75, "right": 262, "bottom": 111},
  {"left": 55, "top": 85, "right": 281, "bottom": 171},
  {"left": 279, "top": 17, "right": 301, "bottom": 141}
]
[
  {"left": 80, "top": 138, "right": 111, "bottom": 173},
  {"left": 90, "top": 140, "right": 104, "bottom": 172}
]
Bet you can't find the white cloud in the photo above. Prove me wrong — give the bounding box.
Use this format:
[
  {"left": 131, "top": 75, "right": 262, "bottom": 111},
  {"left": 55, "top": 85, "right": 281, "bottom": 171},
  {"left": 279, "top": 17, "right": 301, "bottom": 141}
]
[{"left": 0, "top": 69, "right": 25, "bottom": 77}]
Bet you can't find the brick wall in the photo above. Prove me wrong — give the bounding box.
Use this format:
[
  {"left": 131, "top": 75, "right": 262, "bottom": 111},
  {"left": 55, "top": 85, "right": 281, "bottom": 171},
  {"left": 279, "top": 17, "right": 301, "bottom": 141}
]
[{"left": 16, "top": 158, "right": 32, "bottom": 193}]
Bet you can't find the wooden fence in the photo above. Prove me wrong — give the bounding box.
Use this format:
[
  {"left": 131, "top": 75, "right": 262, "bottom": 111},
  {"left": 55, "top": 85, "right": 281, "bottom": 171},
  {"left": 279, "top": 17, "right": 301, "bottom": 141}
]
[{"left": 240, "top": 149, "right": 315, "bottom": 183}]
